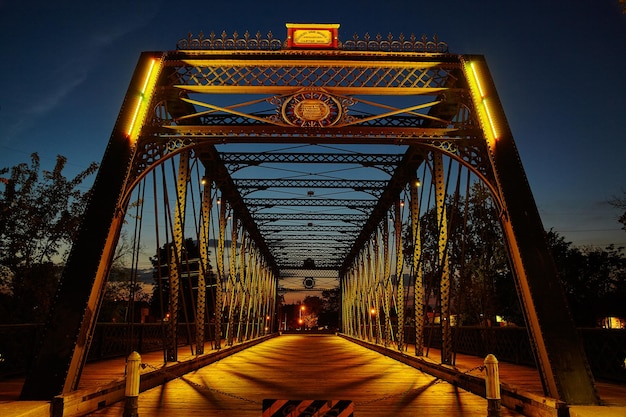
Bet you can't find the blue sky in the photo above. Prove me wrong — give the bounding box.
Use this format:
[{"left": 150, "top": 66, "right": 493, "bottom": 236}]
[{"left": 1, "top": 0, "right": 625, "bottom": 248}]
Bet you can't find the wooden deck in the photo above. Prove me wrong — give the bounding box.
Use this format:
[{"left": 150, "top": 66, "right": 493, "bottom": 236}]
[{"left": 1, "top": 334, "right": 625, "bottom": 417}]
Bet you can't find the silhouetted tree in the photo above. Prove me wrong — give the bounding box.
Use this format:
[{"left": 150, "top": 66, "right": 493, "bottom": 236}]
[
  {"left": 609, "top": 191, "right": 626, "bottom": 231},
  {"left": 320, "top": 288, "right": 341, "bottom": 329},
  {"left": 402, "top": 183, "right": 519, "bottom": 326},
  {"left": 150, "top": 238, "right": 215, "bottom": 323},
  {"left": 0, "top": 153, "right": 98, "bottom": 323},
  {"left": 546, "top": 230, "right": 626, "bottom": 326}
]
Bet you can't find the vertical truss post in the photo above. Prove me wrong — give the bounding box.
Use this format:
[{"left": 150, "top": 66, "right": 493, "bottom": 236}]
[
  {"left": 196, "top": 177, "right": 212, "bottom": 355},
  {"left": 411, "top": 177, "right": 424, "bottom": 356},
  {"left": 349, "top": 266, "right": 358, "bottom": 337},
  {"left": 253, "top": 263, "right": 264, "bottom": 338},
  {"left": 260, "top": 263, "right": 273, "bottom": 336},
  {"left": 215, "top": 196, "right": 227, "bottom": 350},
  {"left": 237, "top": 236, "right": 250, "bottom": 342},
  {"left": 350, "top": 264, "right": 362, "bottom": 337},
  {"left": 356, "top": 254, "right": 367, "bottom": 340},
  {"left": 434, "top": 153, "right": 452, "bottom": 364},
  {"left": 382, "top": 221, "right": 392, "bottom": 347},
  {"left": 226, "top": 218, "right": 239, "bottom": 346},
  {"left": 252, "top": 262, "right": 264, "bottom": 338},
  {"left": 263, "top": 263, "right": 272, "bottom": 335},
  {"left": 245, "top": 252, "right": 259, "bottom": 339},
  {"left": 342, "top": 272, "right": 352, "bottom": 336},
  {"left": 366, "top": 245, "right": 375, "bottom": 342},
  {"left": 233, "top": 230, "right": 244, "bottom": 343},
  {"left": 166, "top": 150, "right": 190, "bottom": 362},
  {"left": 394, "top": 200, "right": 404, "bottom": 351},
  {"left": 343, "top": 270, "right": 351, "bottom": 337},
  {"left": 371, "top": 237, "right": 379, "bottom": 342}
]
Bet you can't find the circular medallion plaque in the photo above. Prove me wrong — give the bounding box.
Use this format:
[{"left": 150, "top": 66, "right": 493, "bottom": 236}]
[{"left": 282, "top": 92, "right": 341, "bottom": 127}]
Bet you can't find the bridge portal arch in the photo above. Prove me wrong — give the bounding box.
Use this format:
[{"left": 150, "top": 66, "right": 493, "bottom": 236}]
[{"left": 21, "top": 25, "right": 598, "bottom": 406}]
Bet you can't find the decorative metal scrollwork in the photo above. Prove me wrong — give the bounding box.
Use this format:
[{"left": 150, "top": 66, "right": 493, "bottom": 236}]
[
  {"left": 341, "top": 33, "right": 448, "bottom": 53},
  {"left": 177, "top": 31, "right": 284, "bottom": 50},
  {"left": 177, "top": 30, "right": 449, "bottom": 53}
]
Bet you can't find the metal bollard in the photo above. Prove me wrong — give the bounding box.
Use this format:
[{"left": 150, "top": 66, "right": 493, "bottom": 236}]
[
  {"left": 124, "top": 351, "right": 141, "bottom": 417},
  {"left": 484, "top": 354, "right": 501, "bottom": 417}
]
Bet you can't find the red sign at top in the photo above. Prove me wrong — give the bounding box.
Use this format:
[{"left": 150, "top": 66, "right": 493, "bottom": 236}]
[{"left": 286, "top": 23, "right": 340, "bottom": 49}]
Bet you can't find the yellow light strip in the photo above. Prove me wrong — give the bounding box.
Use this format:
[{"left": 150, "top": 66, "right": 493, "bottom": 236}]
[
  {"left": 127, "top": 58, "right": 156, "bottom": 138},
  {"left": 470, "top": 62, "right": 486, "bottom": 98},
  {"left": 468, "top": 60, "right": 499, "bottom": 140},
  {"left": 483, "top": 99, "right": 499, "bottom": 140}
]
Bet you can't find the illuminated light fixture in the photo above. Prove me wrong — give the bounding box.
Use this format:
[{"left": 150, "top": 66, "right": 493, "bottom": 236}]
[
  {"left": 201, "top": 176, "right": 207, "bottom": 185},
  {"left": 470, "top": 62, "right": 486, "bottom": 98},
  {"left": 469, "top": 61, "right": 499, "bottom": 140},
  {"left": 400, "top": 201, "right": 405, "bottom": 207},
  {"left": 216, "top": 198, "right": 222, "bottom": 205},
  {"left": 127, "top": 58, "right": 157, "bottom": 138},
  {"left": 483, "top": 102, "right": 500, "bottom": 141},
  {"left": 415, "top": 178, "right": 421, "bottom": 187}
]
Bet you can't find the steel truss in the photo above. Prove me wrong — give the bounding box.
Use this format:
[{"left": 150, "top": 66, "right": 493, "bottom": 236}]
[{"left": 21, "top": 29, "right": 598, "bottom": 407}]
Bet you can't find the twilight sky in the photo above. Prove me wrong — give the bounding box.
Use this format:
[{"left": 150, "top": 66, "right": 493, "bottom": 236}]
[{"left": 1, "top": 0, "right": 625, "bottom": 248}]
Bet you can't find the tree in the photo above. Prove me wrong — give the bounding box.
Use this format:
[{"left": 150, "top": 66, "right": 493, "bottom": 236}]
[
  {"left": 320, "top": 288, "right": 341, "bottom": 329},
  {"left": 402, "top": 183, "right": 520, "bottom": 327},
  {"left": 546, "top": 230, "right": 626, "bottom": 326},
  {"left": 150, "top": 238, "right": 215, "bottom": 323},
  {"left": 0, "top": 153, "right": 98, "bottom": 322},
  {"left": 98, "top": 233, "right": 153, "bottom": 322},
  {"left": 609, "top": 191, "right": 626, "bottom": 231}
]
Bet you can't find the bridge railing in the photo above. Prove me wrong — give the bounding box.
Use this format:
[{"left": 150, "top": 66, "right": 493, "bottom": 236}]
[
  {"left": 2, "top": 324, "right": 625, "bottom": 383},
  {"left": 404, "top": 326, "right": 626, "bottom": 383}
]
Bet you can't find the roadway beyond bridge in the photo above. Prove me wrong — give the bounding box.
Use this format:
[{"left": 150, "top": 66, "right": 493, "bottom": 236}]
[{"left": 2, "top": 334, "right": 625, "bottom": 417}]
